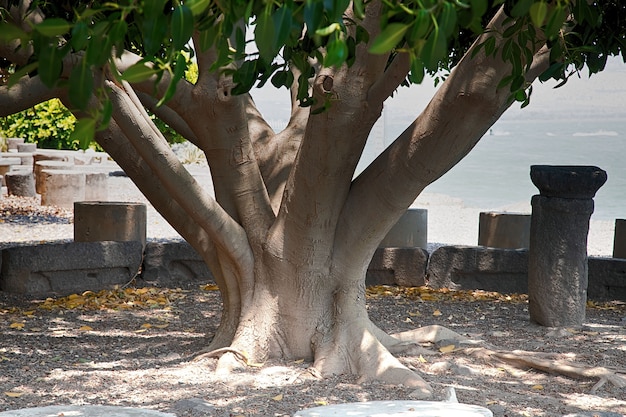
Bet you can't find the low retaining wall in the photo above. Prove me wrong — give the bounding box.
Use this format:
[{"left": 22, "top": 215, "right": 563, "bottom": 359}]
[{"left": 1, "top": 242, "right": 625, "bottom": 301}]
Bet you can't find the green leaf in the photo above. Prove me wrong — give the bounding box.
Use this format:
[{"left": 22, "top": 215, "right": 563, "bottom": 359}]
[
  {"left": 37, "top": 44, "right": 64, "bottom": 87},
  {"left": 421, "top": 29, "right": 446, "bottom": 71},
  {"left": 273, "top": 5, "right": 293, "bottom": 51},
  {"left": 409, "top": 58, "right": 425, "bottom": 84},
  {"left": 510, "top": 0, "right": 533, "bottom": 18},
  {"left": 438, "top": 2, "right": 457, "bottom": 37},
  {"left": 255, "top": 8, "right": 276, "bottom": 62},
  {"left": 69, "top": 60, "right": 94, "bottom": 109},
  {"left": 369, "top": 23, "right": 409, "bottom": 55},
  {"left": 324, "top": 37, "right": 348, "bottom": 67},
  {"left": 33, "top": 18, "right": 70, "bottom": 37},
  {"left": 7, "top": 62, "right": 38, "bottom": 88},
  {"left": 186, "top": 0, "right": 210, "bottom": 16},
  {"left": 172, "top": 5, "right": 194, "bottom": 51},
  {"left": 304, "top": 0, "right": 324, "bottom": 32},
  {"left": 544, "top": 6, "right": 566, "bottom": 40},
  {"left": 143, "top": 13, "right": 168, "bottom": 57},
  {"left": 353, "top": 0, "right": 365, "bottom": 19},
  {"left": 0, "top": 23, "right": 27, "bottom": 42},
  {"left": 407, "top": 10, "right": 431, "bottom": 43},
  {"left": 121, "top": 62, "right": 159, "bottom": 83},
  {"left": 315, "top": 23, "right": 341, "bottom": 37},
  {"left": 71, "top": 21, "right": 89, "bottom": 50},
  {"left": 529, "top": 1, "right": 548, "bottom": 28},
  {"left": 71, "top": 117, "right": 97, "bottom": 150}
]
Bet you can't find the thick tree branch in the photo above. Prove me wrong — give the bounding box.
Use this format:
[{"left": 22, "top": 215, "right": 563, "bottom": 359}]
[
  {"left": 335, "top": 7, "right": 546, "bottom": 274},
  {"left": 107, "top": 80, "right": 256, "bottom": 305},
  {"left": 0, "top": 75, "right": 59, "bottom": 116},
  {"left": 185, "top": 40, "right": 275, "bottom": 250}
]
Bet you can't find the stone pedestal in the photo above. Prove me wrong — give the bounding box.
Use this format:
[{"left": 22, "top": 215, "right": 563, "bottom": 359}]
[
  {"left": 74, "top": 201, "right": 147, "bottom": 247},
  {"left": 6, "top": 137, "right": 24, "bottom": 152},
  {"left": 612, "top": 219, "right": 626, "bottom": 259},
  {"left": 0, "top": 405, "right": 175, "bottom": 417},
  {"left": 295, "top": 401, "right": 492, "bottom": 417},
  {"left": 40, "top": 169, "right": 86, "bottom": 208},
  {"left": 34, "top": 160, "right": 74, "bottom": 193},
  {"left": 84, "top": 171, "right": 109, "bottom": 200},
  {"left": 16, "top": 142, "right": 36, "bottom": 153},
  {"left": 478, "top": 212, "right": 531, "bottom": 249},
  {"left": 5, "top": 171, "right": 36, "bottom": 197},
  {"left": 528, "top": 165, "right": 607, "bottom": 327},
  {"left": 378, "top": 208, "right": 428, "bottom": 249}
]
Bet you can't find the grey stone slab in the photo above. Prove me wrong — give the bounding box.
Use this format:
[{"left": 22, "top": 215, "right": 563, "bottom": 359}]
[
  {"left": 0, "top": 405, "right": 175, "bottom": 417},
  {"left": 141, "top": 241, "right": 214, "bottom": 285},
  {"left": 426, "top": 246, "right": 528, "bottom": 293},
  {"left": 366, "top": 247, "right": 428, "bottom": 287},
  {"left": 0, "top": 241, "right": 143, "bottom": 296},
  {"left": 295, "top": 400, "right": 492, "bottom": 416},
  {"left": 588, "top": 256, "right": 626, "bottom": 301}
]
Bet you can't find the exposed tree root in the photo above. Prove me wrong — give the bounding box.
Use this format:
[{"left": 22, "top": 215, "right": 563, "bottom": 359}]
[
  {"left": 393, "top": 325, "right": 626, "bottom": 394},
  {"left": 465, "top": 347, "right": 626, "bottom": 393}
]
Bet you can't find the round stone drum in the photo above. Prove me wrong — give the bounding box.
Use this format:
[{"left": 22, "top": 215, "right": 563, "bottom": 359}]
[
  {"left": 294, "top": 400, "right": 493, "bottom": 417},
  {"left": 0, "top": 405, "right": 175, "bottom": 417}
]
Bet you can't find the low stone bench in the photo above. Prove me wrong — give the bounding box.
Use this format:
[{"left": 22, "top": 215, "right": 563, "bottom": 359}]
[
  {"left": 427, "top": 246, "right": 529, "bottom": 294},
  {"left": 366, "top": 247, "right": 428, "bottom": 287},
  {"left": 74, "top": 201, "right": 146, "bottom": 246},
  {"left": 141, "top": 240, "right": 214, "bottom": 286},
  {"left": 378, "top": 208, "right": 428, "bottom": 249},
  {"left": 0, "top": 241, "right": 143, "bottom": 296},
  {"left": 40, "top": 169, "right": 86, "bottom": 208},
  {"left": 5, "top": 170, "right": 36, "bottom": 197},
  {"left": 1, "top": 151, "right": 34, "bottom": 166},
  {"left": 478, "top": 211, "right": 531, "bottom": 249}
]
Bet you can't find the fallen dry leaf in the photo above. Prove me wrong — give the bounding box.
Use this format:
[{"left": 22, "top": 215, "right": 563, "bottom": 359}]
[
  {"left": 271, "top": 394, "right": 283, "bottom": 401},
  {"left": 9, "top": 322, "right": 25, "bottom": 330},
  {"left": 439, "top": 344, "right": 456, "bottom": 354},
  {"left": 432, "top": 309, "right": 442, "bottom": 316},
  {"left": 531, "top": 384, "right": 544, "bottom": 390},
  {"left": 4, "top": 392, "right": 23, "bottom": 398},
  {"left": 78, "top": 325, "right": 93, "bottom": 331}
]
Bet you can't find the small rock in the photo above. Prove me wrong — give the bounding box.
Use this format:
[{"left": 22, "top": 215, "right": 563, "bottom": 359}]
[
  {"left": 451, "top": 364, "right": 476, "bottom": 376},
  {"left": 170, "top": 398, "right": 215, "bottom": 415},
  {"left": 428, "top": 361, "right": 451, "bottom": 374}
]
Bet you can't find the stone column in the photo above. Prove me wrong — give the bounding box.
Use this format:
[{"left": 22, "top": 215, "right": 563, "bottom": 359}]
[
  {"left": 612, "top": 219, "right": 626, "bottom": 259},
  {"left": 378, "top": 208, "right": 428, "bottom": 249},
  {"left": 528, "top": 165, "right": 607, "bottom": 327}
]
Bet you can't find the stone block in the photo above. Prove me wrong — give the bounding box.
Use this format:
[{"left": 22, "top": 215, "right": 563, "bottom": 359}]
[
  {"left": 74, "top": 201, "right": 146, "bottom": 246},
  {"left": 141, "top": 241, "right": 214, "bottom": 286},
  {"left": 378, "top": 208, "right": 428, "bottom": 249},
  {"left": 0, "top": 241, "right": 143, "bottom": 296},
  {"left": 588, "top": 257, "right": 626, "bottom": 301},
  {"left": 34, "top": 160, "right": 75, "bottom": 193},
  {"left": 17, "top": 143, "right": 37, "bottom": 153},
  {"left": 366, "top": 247, "right": 428, "bottom": 287},
  {"left": 84, "top": 171, "right": 109, "bottom": 201},
  {"left": 40, "top": 169, "right": 86, "bottom": 208},
  {"left": 6, "top": 137, "right": 24, "bottom": 151},
  {"left": 5, "top": 170, "right": 36, "bottom": 197},
  {"left": 612, "top": 219, "right": 626, "bottom": 259},
  {"left": 427, "top": 246, "right": 528, "bottom": 293},
  {"left": 1, "top": 151, "right": 33, "bottom": 166},
  {"left": 478, "top": 211, "right": 531, "bottom": 249}
]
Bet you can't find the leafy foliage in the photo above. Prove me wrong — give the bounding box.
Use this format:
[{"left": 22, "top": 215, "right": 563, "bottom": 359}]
[
  {"left": 0, "top": 99, "right": 80, "bottom": 149},
  {"left": 1, "top": 0, "right": 624, "bottom": 142}
]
